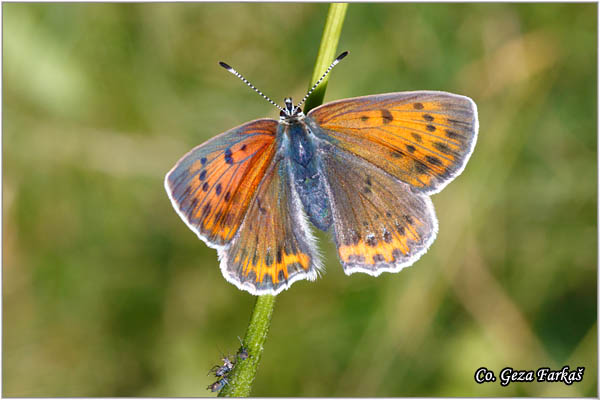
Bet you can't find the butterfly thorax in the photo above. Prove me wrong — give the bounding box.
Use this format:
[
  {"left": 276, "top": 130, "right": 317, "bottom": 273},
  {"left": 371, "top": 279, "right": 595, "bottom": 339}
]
[
  {"left": 283, "top": 116, "right": 333, "bottom": 232},
  {"left": 286, "top": 121, "right": 313, "bottom": 166}
]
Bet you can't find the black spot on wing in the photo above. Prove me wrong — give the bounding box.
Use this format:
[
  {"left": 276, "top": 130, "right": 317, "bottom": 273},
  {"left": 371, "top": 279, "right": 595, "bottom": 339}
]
[
  {"left": 224, "top": 148, "right": 234, "bottom": 164},
  {"left": 434, "top": 142, "right": 453, "bottom": 155},
  {"left": 381, "top": 109, "right": 393, "bottom": 124},
  {"left": 445, "top": 130, "right": 460, "bottom": 140},
  {"left": 366, "top": 236, "right": 377, "bottom": 247},
  {"left": 425, "top": 155, "right": 443, "bottom": 167},
  {"left": 415, "top": 160, "right": 429, "bottom": 174},
  {"left": 383, "top": 230, "right": 392, "bottom": 243}
]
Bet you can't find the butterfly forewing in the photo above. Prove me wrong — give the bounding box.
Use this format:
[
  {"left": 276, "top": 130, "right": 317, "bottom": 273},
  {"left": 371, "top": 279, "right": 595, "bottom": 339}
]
[
  {"left": 223, "top": 156, "right": 320, "bottom": 295},
  {"left": 308, "top": 91, "right": 478, "bottom": 194},
  {"left": 319, "top": 142, "right": 438, "bottom": 275},
  {"left": 165, "top": 119, "right": 277, "bottom": 246}
]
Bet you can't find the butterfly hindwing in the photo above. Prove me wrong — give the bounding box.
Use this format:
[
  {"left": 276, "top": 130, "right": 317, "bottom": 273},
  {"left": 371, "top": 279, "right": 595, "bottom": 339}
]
[
  {"left": 318, "top": 141, "right": 438, "bottom": 276},
  {"left": 222, "top": 155, "right": 320, "bottom": 295},
  {"left": 308, "top": 91, "right": 478, "bottom": 194},
  {"left": 165, "top": 119, "right": 278, "bottom": 246}
]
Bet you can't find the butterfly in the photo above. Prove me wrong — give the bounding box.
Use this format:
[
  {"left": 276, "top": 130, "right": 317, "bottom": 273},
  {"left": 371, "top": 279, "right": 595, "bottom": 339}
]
[{"left": 165, "top": 52, "right": 478, "bottom": 296}]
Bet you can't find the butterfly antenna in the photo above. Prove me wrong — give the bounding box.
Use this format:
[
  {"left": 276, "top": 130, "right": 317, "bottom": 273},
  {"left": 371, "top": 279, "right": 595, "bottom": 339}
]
[
  {"left": 219, "top": 61, "right": 285, "bottom": 112},
  {"left": 296, "top": 51, "right": 349, "bottom": 109}
]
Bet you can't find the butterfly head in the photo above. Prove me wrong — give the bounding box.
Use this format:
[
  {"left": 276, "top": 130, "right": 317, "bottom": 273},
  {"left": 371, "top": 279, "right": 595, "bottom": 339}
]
[{"left": 280, "top": 97, "right": 304, "bottom": 121}]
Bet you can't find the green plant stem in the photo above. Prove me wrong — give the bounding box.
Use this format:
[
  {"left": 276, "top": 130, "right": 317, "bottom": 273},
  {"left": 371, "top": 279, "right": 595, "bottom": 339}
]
[
  {"left": 218, "top": 295, "right": 276, "bottom": 397},
  {"left": 303, "top": 3, "right": 348, "bottom": 114},
  {"left": 217, "top": 4, "right": 348, "bottom": 396}
]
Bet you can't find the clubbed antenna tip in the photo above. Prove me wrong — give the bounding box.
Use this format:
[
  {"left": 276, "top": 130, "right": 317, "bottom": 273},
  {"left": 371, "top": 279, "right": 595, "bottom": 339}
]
[
  {"left": 336, "top": 51, "right": 349, "bottom": 61},
  {"left": 219, "top": 61, "right": 233, "bottom": 71}
]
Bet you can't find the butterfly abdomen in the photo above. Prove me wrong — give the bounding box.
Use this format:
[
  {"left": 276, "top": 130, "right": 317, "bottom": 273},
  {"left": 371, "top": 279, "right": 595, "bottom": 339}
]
[{"left": 285, "top": 121, "right": 332, "bottom": 231}]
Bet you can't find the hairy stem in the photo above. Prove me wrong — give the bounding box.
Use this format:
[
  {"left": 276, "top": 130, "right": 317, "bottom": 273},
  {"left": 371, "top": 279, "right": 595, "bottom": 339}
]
[{"left": 218, "top": 295, "right": 276, "bottom": 397}]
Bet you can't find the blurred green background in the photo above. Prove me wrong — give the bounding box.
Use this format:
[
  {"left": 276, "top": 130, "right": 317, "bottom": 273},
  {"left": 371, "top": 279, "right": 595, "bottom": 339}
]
[{"left": 3, "top": 3, "right": 597, "bottom": 397}]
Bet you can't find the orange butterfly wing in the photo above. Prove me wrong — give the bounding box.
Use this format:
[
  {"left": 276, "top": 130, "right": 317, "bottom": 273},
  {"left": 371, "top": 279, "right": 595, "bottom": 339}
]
[
  {"left": 221, "top": 156, "right": 320, "bottom": 295},
  {"left": 165, "top": 119, "right": 277, "bottom": 246},
  {"left": 307, "top": 91, "right": 478, "bottom": 193}
]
